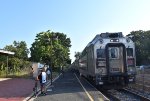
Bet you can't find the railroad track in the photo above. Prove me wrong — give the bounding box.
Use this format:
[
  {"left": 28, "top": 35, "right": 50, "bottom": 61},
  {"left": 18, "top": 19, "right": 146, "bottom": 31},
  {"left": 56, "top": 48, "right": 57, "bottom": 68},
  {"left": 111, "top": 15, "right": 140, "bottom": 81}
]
[
  {"left": 102, "top": 88, "right": 150, "bottom": 101},
  {"left": 82, "top": 74, "right": 150, "bottom": 101},
  {"left": 124, "top": 87, "right": 150, "bottom": 101}
]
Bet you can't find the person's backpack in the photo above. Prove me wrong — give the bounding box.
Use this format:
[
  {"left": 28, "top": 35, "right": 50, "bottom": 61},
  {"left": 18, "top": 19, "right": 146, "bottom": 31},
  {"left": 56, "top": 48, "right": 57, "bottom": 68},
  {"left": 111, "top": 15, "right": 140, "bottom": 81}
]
[{"left": 38, "top": 73, "right": 42, "bottom": 83}]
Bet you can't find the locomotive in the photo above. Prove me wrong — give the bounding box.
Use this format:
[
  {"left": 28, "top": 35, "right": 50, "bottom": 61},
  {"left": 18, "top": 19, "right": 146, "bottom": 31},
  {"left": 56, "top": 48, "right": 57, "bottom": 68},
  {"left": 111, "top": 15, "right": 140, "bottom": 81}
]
[{"left": 73, "top": 32, "right": 136, "bottom": 87}]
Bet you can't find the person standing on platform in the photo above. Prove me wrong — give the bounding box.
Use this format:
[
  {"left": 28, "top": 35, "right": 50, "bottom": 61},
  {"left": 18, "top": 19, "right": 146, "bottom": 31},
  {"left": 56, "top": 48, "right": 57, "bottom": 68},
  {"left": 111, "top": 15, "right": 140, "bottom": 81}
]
[
  {"left": 32, "top": 67, "right": 39, "bottom": 96},
  {"left": 37, "top": 70, "right": 42, "bottom": 93},
  {"left": 41, "top": 67, "right": 47, "bottom": 95},
  {"left": 46, "top": 66, "right": 51, "bottom": 80}
]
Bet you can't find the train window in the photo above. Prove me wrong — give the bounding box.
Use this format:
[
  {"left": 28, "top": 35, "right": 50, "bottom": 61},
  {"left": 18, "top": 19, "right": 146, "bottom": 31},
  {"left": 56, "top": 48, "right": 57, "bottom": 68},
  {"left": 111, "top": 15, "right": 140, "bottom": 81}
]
[
  {"left": 97, "top": 49, "right": 105, "bottom": 58},
  {"left": 109, "top": 47, "right": 119, "bottom": 59},
  {"left": 127, "top": 48, "right": 133, "bottom": 57}
]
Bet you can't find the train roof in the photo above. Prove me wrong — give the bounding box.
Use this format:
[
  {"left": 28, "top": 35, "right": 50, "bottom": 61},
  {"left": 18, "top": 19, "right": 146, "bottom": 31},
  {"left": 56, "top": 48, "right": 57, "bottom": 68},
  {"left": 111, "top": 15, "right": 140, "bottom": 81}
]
[
  {"left": 86, "top": 32, "right": 124, "bottom": 47},
  {"left": 100, "top": 32, "right": 123, "bottom": 38}
]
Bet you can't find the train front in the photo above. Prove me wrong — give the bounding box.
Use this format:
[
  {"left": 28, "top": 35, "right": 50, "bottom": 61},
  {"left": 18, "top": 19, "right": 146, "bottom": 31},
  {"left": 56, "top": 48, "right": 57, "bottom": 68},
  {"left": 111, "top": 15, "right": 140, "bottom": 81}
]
[{"left": 96, "top": 32, "right": 136, "bottom": 87}]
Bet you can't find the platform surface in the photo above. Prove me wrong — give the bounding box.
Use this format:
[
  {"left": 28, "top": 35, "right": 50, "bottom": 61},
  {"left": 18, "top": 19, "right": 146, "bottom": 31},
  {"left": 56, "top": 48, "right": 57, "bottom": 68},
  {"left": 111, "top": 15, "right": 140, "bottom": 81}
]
[{"left": 34, "top": 70, "right": 109, "bottom": 101}]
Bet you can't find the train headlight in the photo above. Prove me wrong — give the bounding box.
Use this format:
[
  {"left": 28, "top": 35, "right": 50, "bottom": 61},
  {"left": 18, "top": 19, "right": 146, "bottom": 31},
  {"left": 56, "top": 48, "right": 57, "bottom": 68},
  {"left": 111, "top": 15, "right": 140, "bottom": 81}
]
[
  {"left": 128, "top": 72, "right": 131, "bottom": 75},
  {"left": 130, "top": 68, "right": 133, "bottom": 72},
  {"left": 128, "top": 67, "right": 135, "bottom": 73},
  {"left": 98, "top": 68, "right": 103, "bottom": 73},
  {"left": 126, "top": 38, "right": 130, "bottom": 43},
  {"left": 99, "top": 39, "right": 103, "bottom": 44},
  {"left": 110, "top": 39, "right": 119, "bottom": 42}
]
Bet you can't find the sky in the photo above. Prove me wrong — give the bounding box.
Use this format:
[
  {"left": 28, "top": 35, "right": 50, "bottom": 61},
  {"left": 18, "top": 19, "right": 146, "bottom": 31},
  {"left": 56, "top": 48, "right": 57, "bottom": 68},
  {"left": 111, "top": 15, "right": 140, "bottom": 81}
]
[{"left": 0, "top": 0, "right": 150, "bottom": 62}]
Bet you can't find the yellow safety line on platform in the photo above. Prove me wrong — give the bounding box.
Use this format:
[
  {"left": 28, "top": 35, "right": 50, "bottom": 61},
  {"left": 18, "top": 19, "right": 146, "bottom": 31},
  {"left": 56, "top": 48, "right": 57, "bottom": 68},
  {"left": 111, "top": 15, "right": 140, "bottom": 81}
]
[
  {"left": 74, "top": 73, "right": 94, "bottom": 101},
  {"left": 98, "top": 98, "right": 104, "bottom": 101},
  {"left": 81, "top": 77, "right": 110, "bottom": 101}
]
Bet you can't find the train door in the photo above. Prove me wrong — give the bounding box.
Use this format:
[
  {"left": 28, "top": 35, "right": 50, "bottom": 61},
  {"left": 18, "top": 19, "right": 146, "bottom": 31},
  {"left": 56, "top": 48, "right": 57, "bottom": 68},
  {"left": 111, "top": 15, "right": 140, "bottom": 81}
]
[
  {"left": 108, "top": 46, "right": 124, "bottom": 73},
  {"left": 87, "top": 45, "right": 95, "bottom": 76},
  {"left": 106, "top": 43, "right": 126, "bottom": 75}
]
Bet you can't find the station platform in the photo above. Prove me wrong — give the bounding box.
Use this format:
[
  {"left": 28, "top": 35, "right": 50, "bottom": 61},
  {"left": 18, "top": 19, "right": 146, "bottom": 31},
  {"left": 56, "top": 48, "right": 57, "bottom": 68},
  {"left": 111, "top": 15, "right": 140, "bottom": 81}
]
[{"left": 33, "top": 69, "right": 109, "bottom": 101}]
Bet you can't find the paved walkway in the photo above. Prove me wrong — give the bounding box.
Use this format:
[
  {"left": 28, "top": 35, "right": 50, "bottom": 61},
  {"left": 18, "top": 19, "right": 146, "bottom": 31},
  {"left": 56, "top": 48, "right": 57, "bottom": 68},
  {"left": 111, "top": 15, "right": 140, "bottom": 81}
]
[
  {"left": 34, "top": 71, "right": 89, "bottom": 101},
  {"left": 34, "top": 70, "right": 109, "bottom": 101},
  {"left": 0, "top": 78, "right": 34, "bottom": 101}
]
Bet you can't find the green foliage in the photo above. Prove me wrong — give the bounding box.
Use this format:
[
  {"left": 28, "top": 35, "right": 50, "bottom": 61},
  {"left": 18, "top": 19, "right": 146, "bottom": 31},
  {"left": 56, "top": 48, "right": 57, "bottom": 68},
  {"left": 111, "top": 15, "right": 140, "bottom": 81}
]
[
  {"left": 4, "top": 41, "right": 29, "bottom": 60},
  {"left": 30, "top": 30, "right": 71, "bottom": 70},
  {"left": 0, "top": 57, "right": 31, "bottom": 78},
  {"left": 127, "top": 30, "right": 150, "bottom": 65},
  {"left": 74, "top": 52, "right": 81, "bottom": 59},
  {"left": 0, "top": 41, "right": 31, "bottom": 78},
  {"left": 0, "top": 30, "right": 72, "bottom": 77}
]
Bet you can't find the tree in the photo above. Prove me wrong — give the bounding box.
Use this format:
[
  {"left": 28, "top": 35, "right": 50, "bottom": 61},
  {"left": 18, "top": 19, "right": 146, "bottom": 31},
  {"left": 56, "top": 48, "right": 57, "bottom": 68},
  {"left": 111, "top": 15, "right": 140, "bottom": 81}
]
[
  {"left": 30, "top": 30, "right": 71, "bottom": 70},
  {"left": 127, "top": 30, "right": 150, "bottom": 65},
  {"left": 74, "top": 52, "right": 81, "bottom": 59},
  {"left": 0, "top": 41, "right": 30, "bottom": 75},
  {"left": 4, "top": 41, "right": 29, "bottom": 60}
]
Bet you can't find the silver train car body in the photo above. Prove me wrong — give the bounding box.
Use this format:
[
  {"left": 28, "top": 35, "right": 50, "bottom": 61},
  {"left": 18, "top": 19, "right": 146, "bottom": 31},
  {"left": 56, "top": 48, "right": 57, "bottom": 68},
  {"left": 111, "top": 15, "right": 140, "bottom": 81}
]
[{"left": 77, "top": 32, "right": 136, "bottom": 86}]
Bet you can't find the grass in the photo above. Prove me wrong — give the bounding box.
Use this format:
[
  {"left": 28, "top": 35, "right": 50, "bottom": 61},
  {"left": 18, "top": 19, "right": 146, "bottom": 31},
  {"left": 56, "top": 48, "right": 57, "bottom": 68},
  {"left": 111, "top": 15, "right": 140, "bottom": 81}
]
[
  {"left": 0, "top": 70, "right": 32, "bottom": 78},
  {"left": 0, "top": 70, "right": 60, "bottom": 79}
]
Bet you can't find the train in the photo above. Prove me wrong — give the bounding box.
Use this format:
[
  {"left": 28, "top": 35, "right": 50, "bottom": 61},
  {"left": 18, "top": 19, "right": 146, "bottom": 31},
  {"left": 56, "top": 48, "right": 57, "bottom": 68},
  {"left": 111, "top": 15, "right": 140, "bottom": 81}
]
[{"left": 72, "top": 32, "right": 136, "bottom": 88}]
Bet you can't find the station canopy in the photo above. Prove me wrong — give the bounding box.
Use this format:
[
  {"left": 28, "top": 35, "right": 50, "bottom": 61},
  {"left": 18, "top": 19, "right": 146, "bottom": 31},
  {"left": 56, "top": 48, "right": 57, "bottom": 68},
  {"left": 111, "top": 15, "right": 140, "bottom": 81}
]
[{"left": 0, "top": 49, "right": 15, "bottom": 55}]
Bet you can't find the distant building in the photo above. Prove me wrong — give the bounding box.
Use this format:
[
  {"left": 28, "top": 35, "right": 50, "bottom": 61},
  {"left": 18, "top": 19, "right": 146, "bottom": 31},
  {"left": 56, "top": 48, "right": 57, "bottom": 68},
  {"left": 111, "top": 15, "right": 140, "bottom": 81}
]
[{"left": 0, "top": 49, "right": 15, "bottom": 73}]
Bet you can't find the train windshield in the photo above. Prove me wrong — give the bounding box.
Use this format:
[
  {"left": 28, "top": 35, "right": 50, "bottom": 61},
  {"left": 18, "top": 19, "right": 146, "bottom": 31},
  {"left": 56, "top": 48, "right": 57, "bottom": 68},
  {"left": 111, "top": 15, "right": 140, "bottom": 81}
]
[
  {"left": 109, "top": 47, "right": 119, "bottom": 59},
  {"left": 97, "top": 49, "right": 105, "bottom": 58},
  {"left": 127, "top": 48, "right": 133, "bottom": 57}
]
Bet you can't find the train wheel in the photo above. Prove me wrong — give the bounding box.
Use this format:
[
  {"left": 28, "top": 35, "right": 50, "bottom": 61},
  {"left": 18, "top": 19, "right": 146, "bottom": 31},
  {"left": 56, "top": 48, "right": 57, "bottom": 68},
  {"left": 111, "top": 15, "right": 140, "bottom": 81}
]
[
  {"left": 120, "top": 77, "right": 125, "bottom": 86},
  {"left": 124, "top": 76, "right": 129, "bottom": 85}
]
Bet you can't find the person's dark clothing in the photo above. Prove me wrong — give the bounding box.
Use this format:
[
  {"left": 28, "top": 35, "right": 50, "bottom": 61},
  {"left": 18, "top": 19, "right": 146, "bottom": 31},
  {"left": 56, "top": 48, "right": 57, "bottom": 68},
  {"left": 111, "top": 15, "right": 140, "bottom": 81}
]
[{"left": 38, "top": 73, "right": 42, "bottom": 83}]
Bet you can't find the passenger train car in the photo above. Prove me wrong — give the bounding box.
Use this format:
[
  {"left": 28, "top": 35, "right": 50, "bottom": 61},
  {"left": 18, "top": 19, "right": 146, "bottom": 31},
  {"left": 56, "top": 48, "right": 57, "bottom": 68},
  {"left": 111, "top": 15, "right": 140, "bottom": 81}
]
[{"left": 74, "top": 32, "right": 136, "bottom": 87}]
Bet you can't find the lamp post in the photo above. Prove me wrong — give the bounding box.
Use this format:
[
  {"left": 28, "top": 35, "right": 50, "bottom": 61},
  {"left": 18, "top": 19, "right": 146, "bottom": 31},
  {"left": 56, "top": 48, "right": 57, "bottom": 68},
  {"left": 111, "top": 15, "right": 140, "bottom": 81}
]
[
  {"left": 49, "top": 61, "right": 52, "bottom": 85},
  {"left": 142, "top": 36, "right": 145, "bottom": 93},
  {"left": 49, "top": 37, "right": 53, "bottom": 86},
  {"left": 142, "top": 68, "right": 145, "bottom": 93},
  {"left": 6, "top": 55, "right": 8, "bottom": 77}
]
